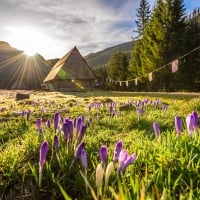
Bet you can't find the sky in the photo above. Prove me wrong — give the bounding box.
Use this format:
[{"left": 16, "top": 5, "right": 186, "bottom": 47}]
[{"left": 0, "top": 0, "right": 199, "bottom": 59}]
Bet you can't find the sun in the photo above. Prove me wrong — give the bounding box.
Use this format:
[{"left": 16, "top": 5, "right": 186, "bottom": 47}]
[
  {"left": 23, "top": 49, "right": 37, "bottom": 57},
  {"left": 6, "top": 26, "right": 47, "bottom": 57}
]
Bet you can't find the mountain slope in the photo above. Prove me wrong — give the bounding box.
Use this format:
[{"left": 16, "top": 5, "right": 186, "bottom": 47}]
[
  {"left": 85, "top": 41, "right": 134, "bottom": 69},
  {"left": 0, "top": 41, "right": 52, "bottom": 89}
]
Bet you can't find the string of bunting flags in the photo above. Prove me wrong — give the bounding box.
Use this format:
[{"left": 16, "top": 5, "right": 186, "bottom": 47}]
[{"left": 108, "top": 45, "right": 200, "bottom": 86}]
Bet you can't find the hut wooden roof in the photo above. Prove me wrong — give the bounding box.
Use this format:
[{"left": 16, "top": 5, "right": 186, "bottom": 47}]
[{"left": 43, "top": 46, "right": 96, "bottom": 82}]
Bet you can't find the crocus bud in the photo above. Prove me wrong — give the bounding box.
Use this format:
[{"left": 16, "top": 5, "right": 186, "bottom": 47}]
[
  {"left": 81, "top": 148, "right": 87, "bottom": 169},
  {"left": 99, "top": 145, "right": 108, "bottom": 165},
  {"left": 63, "top": 120, "right": 70, "bottom": 140},
  {"left": 96, "top": 163, "right": 104, "bottom": 188},
  {"left": 39, "top": 141, "right": 49, "bottom": 169},
  {"left": 54, "top": 135, "right": 59, "bottom": 151},
  {"left": 153, "top": 122, "right": 160, "bottom": 137},
  {"left": 76, "top": 117, "right": 82, "bottom": 136},
  {"left": 105, "top": 162, "right": 114, "bottom": 185},
  {"left": 162, "top": 104, "right": 168, "bottom": 111},
  {"left": 175, "top": 116, "right": 182, "bottom": 136},
  {"left": 36, "top": 118, "right": 42, "bottom": 131},
  {"left": 186, "top": 114, "right": 194, "bottom": 135},
  {"left": 27, "top": 109, "right": 31, "bottom": 120},
  {"left": 45, "top": 120, "right": 51, "bottom": 128},
  {"left": 39, "top": 141, "right": 49, "bottom": 187},
  {"left": 137, "top": 108, "right": 143, "bottom": 117},
  {"left": 192, "top": 111, "right": 198, "bottom": 132},
  {"left": 68, "top": 120, "right": 74, "bottom": 141},
  {"left": 113, "top": 140, "right": 123, "bottom": 162},
  {"left": 54, "top": 112, "right": 60, "bottom": 130}
]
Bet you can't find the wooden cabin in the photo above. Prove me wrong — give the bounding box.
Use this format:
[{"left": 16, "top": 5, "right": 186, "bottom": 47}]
[{"left": 43, "top": 46, "right": 96, "bottom": 91}]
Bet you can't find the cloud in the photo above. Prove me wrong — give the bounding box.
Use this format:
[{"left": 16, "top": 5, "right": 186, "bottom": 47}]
[{"left": 0, "top": 0, "right": 197, "bottom": 59}]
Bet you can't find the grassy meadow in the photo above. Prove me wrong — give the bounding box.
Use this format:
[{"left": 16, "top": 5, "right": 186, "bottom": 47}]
[{"left": 0, "top": 90, "right": 200, "bottom": 200}]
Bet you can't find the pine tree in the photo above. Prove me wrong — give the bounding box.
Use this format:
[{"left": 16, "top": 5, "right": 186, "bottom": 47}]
[
  {"left": 129, "top": 0, "right": 151, "bottom": 86},
  {"left": 180, "top": 7, "right": 200, "bottom": 91},
  {"left": 107, "top": 52, "right": 129, "bottom": 90},
  {"left": 132, "top": 0, "right": 187, "bottom": 91},
  {"left": 135, "top": 0, "right": 151, "bottom": 37}
]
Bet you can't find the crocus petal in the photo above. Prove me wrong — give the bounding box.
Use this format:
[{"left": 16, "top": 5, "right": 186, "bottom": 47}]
[
  {"left": 192, "top": 111, "right": 198, "bottom": 131},
  {"left": 78, "top": 124, "right": 87, "bottom": 142},
  {"left": 74, "top": 142, "right": 85, "bottom": 160},
  {"left": 81, "top": 148, "right": 87, "bottom": 169},
  {"left": 118, "top": 150, "right": 128, "bottom": 171},
  {"left": 76, "top": 117, "right": 82, "bottom": 136}
]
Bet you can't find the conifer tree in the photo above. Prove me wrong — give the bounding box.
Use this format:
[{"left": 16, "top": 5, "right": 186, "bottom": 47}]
[
  {"left": 107, "top": 52, "right": 129, "bottom": 90},
  {"left": 135, "top": 0, "right": 151, "bottom": 37},
  {"left": 179, "top": 7, "right": 200, "bottom": 90}
]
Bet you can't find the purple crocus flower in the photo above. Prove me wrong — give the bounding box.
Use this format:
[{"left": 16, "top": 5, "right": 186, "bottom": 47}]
[
  {"left": 109, "top": 105, "right": 113, "bottom": 117},
  {"left": 88, "top": 105, "right": 92, "bottom": 113},
  {"left": 153, "top": 122, "right": 160, "bottom": 137},
  {"left": 162, "top": 104, "right": 168, "bottom": 111},
  {"left": 186, "top": 114, "right": 194, "bottom": 135},
  {"left": 119, "top": 153, "right": 137, "bottom": 173},
  {"left": 45, "top": 120, "right": 51, "bottom": 128},
  {"left": 99, "top": 145, "right": 108, "bottom": 165},
  {"left": 137, "top": 108, "right": 143, "bottom": 117},
  {"left": 39, "top": 141, "right": 49, "bottom": 169},
  {"left": 54, "top": 112, "right": 60, "bottom": 131},
  {"left": 192, "top": 111, "right": 198, "bottom": 132},
  {"left": 175, "top": 116, "right": 182, "bottom": 136},
  {"left": 118, "top": 150, "right": 128, "bottom": 171},
  {"left": 81, "top": 148, "right": 87, "bottom": 169},
  {"left": 74, "top": 142, "right": 85, "bottom": 160},
  {"left": 39, "top": 141, "right": 49, "bottom": 187},
  {"left": 54, "top": 135, "right": 59, "bottom": 151},
  {"left": 21, "top": 111, "right": 25, "bottom": 117},
  {"left": 113, "top": 140, "right": 123, "bottom": 162},
  {"left": 36, "top": 118, "right": 42, "bottom": 131}
]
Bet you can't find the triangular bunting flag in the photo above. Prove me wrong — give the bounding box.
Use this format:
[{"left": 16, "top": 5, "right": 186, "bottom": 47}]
[
  {"left": 149, "top": 72, "right": 153, "bottom": 81},
  {"left": 135, "top": 78, "right": 138, "bottom": 85},
  {"left": 171, "top": 59, "right": 178, "bottom": 73},
  {"left": 126, "top": 81, "right": 128, "bottom": 87}
]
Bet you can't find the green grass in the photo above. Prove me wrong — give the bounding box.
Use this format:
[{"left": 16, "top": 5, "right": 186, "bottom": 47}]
[{"left": 0, "top": 90, "right": 199, "bottom": 199}]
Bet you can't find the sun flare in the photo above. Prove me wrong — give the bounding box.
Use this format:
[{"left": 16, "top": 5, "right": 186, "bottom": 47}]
[{"left": 6, "top": 26, "right": 48, "bottom": 57}]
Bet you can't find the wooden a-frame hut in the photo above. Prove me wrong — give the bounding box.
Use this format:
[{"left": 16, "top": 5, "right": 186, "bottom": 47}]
[{"left": 43, "top": 46, "right": 96, "bottom": 91}]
